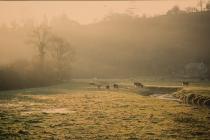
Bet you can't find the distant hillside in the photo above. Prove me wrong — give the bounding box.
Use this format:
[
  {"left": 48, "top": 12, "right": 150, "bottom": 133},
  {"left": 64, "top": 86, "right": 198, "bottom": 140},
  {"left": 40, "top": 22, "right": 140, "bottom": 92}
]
[
  {"left": 1, "top": 11, "right": 210, "bottom": 79},
  {"left": 69, "top": 11, "right": 210, "bottom": 78}
]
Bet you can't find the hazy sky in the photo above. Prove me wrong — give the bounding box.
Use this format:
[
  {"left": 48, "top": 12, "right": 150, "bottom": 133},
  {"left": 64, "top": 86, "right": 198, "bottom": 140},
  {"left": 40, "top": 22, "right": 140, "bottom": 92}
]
[{"left": 0, "top": 0, "right": 202, "bottom": 25}]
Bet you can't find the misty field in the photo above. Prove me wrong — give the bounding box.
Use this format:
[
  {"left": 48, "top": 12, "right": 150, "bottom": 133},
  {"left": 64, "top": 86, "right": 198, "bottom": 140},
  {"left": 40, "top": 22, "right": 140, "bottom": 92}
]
[{"left": 0, "top": 80, "right": 210, "bottom": 140}]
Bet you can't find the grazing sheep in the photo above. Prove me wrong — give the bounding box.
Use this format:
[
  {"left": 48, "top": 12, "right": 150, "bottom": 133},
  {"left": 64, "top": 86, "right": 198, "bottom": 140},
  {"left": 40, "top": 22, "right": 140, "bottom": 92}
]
[
  {"left": 89, "top": 82, "right": 96, "bottom": 86},
  {"left": 134, "top": 82, "right": 144, "bottom": 88},
  {"left": 182, "top": 81, "right": 189, "bottom": 86},
  {"left": 113, "top": 84, "right": 119, "bottom": 89},
  {"left": 105, "top": 85, "right": 110, "bottom": 89}
]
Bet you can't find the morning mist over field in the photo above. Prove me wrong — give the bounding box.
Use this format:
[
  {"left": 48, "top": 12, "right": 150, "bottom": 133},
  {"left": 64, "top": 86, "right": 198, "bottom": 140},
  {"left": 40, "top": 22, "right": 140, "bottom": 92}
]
[
  {"left": 0, "top": 0, "right": 210, "bottom": 79},
  {"left": 0, "top": 1, "right": 210, "bottom": 139}
]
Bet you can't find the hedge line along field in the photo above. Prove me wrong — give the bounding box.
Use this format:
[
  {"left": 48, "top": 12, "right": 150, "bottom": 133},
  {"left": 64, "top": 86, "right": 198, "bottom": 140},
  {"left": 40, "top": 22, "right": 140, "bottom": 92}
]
[{"left": 0, "top": 80, "right": 210, "bottom": 139}]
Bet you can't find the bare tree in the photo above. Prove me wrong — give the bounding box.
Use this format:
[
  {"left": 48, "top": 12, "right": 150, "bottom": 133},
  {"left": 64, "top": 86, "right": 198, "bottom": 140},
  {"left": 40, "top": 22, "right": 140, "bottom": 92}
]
[
  {"left": 49, "top": 35, "right": 74, "bottom": 81},
  {"left": 186, "top": 7, "right": 199, "bottom": 13},
  {"left": 30, "top": 23, "right": 51, "bottom": 69},
  {"left": 198, "top": 0, "right": 205, "bottom": 12},
  {"left": 167, "top": 6, "right": 184, "bottom": 15},
  {"left": 28, "top": 22, "right": 74, "bottom": 82},
  {"left": 206, "top": 1, "right": 210, "bottom": 11}
]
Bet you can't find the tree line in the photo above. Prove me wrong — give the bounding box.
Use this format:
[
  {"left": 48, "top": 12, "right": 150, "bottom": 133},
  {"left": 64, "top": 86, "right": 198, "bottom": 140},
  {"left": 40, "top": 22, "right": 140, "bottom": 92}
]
[{"left": 0, "top": 23, "right": 74, "bottom": 90}]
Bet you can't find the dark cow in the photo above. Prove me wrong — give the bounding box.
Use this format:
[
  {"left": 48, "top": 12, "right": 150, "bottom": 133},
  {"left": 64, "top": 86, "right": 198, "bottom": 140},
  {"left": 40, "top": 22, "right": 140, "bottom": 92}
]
[
  {"left": 182, "top": 81, "right": 189, "bottom": 86},
  {"left": 113, "top": 84, "right": 119, "bottom": 89},
  {"left": 134, "top": 82, "right": 144, "bottom": 88}
]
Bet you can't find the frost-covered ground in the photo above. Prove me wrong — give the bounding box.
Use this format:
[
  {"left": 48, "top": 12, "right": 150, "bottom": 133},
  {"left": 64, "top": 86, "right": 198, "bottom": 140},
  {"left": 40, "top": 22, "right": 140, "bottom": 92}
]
[{"left": 0, "top": 80, "right": 210, "bottom": 139}]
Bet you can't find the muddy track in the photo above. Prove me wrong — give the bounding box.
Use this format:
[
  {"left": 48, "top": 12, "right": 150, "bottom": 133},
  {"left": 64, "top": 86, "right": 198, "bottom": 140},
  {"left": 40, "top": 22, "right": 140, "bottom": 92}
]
[
  {"left": 136, "top": 86, "right": 210, "bottom": 109},
  {"left": 173, "top": 90, "right": 210, "bottom": 108}
]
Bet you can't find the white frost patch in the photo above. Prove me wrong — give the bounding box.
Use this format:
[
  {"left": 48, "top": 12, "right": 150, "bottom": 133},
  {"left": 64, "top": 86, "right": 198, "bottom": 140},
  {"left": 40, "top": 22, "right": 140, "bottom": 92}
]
[
  {"left": 41, "top": 108, "right": 75, "bottom": 114},
  {"left": 0, "top": 102, "right": 46, "bottom": 108},
  {"left": 151, "top": 94, "right": 181, "bottom": 102},
  {"left": 21, "top": 111, "right": 38, "bottom": 116},
  {"left": 0, "top": 103, "right": 21, "bottom": 108},
  {"left": 21, "top": 108, "right": 76, "bottom": 115}
]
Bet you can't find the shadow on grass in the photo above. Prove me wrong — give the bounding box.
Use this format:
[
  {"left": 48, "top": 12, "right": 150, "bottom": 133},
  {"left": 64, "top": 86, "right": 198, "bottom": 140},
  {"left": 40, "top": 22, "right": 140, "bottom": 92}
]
[
  {"left": 137, "top": 86, "right": 182, "bottom": 96},
  {"left": 0, "top": 80, "right": 89, "bottom": 101}
]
